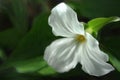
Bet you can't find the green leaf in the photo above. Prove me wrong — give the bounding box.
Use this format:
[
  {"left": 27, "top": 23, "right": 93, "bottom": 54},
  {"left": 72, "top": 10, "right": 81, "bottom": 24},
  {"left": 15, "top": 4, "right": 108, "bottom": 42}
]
[
  {"left": 109, "top": 54, "right": 120, "bottom": 72},
  {"left": 4, "top": 0, "right": 28, "bottom": 33},
  {"left": 9, "top": 13, "right": 55, "bottom": 61},
  {"left": 15, "top": 56, "right": 57, "bottom": 75},
  {"left": 15, "top": 56, "right": 47, "bottom": 73},
  {"left": 0, "top": 68, "right": 42, "bottom": 80},
  {"left": 38, "top": 66, "right": 57, "bottom": 75},
  {"left": 5, "top": 13, "right": 55, "bottom": 74},
  {"left": 0, "top": 0, "right": 29, "bottom": 48},
  {"left": 15, "top": 56, "right": 56, "bottom": 75},
  {"left": 11, "top": 0, "right": 28, "bottom": 32},
  {"left": 86, "top": 17, "right": 120, "bottom": 34}
]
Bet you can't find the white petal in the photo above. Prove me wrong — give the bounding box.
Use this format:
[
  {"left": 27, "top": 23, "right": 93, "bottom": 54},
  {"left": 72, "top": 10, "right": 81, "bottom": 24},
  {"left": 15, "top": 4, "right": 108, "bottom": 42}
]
[
  {"left": 49, "top": 3, "right": 84, "bottom": 37},
  {"left": 44, "top": 38, "right": 78, "bottom": 72},
  {"left": 79, "top": 33, "right": 114, "bottom": 76},
  {"left": 85, "top": 33, "right": 109, "bottom": 62}
]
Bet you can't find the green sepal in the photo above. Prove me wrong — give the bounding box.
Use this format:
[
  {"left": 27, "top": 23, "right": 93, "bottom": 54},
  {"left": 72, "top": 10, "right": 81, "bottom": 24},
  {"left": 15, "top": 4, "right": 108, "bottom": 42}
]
[{"left": 86, "top": 17, "right": 120, "bottom": 35}]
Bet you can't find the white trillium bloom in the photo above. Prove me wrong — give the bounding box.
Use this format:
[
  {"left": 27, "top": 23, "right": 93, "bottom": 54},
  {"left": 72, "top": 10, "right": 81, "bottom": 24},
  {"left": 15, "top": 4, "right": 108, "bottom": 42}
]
[{"left": 44, "top": 2, "right": 114, "bottom": 76}]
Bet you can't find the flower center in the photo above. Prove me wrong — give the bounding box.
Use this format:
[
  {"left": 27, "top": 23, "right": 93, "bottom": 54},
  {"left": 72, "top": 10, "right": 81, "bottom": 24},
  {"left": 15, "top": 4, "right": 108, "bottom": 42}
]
[{"left": 76, "top": 34, "right": 86, "bottom": 42}]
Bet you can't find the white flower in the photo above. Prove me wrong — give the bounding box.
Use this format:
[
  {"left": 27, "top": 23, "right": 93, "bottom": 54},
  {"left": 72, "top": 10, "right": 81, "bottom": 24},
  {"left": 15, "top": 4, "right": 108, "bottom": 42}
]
[{"left": 44, "top": 2, "right": 114, "bottom": 76}]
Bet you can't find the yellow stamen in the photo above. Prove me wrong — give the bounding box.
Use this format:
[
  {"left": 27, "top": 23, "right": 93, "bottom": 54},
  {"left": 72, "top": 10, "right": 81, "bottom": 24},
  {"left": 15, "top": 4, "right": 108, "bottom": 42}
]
[{"left": 76, "top": 35, "right": 86, "bottom": 42}]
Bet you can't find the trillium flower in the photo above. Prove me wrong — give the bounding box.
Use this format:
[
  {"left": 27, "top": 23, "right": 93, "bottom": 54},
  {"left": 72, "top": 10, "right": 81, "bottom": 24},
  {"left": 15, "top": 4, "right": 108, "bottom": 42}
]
[{"left": 44, "top": 2, "right": 114, "bottom": 76}]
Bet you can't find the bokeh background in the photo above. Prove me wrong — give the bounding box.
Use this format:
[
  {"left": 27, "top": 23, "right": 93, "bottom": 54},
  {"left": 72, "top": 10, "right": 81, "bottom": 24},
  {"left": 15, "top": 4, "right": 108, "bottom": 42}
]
[{"left": 0, "top": 0, "right": 120, "bottom": 80}]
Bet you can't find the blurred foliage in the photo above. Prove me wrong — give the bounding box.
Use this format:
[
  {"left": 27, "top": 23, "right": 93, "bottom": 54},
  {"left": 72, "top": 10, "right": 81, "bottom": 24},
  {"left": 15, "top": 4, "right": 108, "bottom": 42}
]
[
  {"left": 68, "top": 0, "right": 120, "bottom": 18},
  {"left": 0, "top": 0, "right": 120, "bottom": 80},
  {"left": 0, "top": 0, "right": 28, "bottom": 49},
  {"left": 99, "top": 22, "right": 120, "bottom": 73}
]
